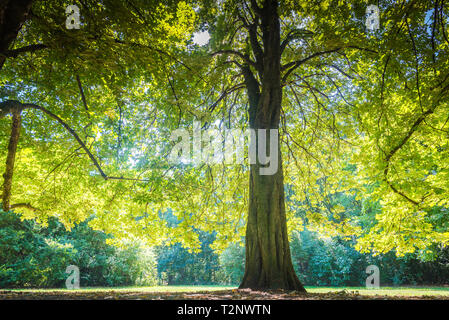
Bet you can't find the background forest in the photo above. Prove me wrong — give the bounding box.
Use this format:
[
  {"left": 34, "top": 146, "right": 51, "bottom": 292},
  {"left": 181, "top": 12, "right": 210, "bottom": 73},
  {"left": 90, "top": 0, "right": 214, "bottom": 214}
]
[{"left": 3, "top": 189, "right": 449, "bottom": 288}]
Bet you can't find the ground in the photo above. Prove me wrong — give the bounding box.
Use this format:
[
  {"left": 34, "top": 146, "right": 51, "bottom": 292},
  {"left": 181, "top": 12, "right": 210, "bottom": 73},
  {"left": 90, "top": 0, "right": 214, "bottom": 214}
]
[{"left": 1, "top": 286, "right": 449, "bottom": 300}]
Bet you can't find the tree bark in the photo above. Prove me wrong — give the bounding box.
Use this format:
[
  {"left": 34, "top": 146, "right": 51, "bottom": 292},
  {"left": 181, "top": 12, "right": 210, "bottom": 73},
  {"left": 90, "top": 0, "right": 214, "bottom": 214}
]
[
  {"left": 0, "top": 0, "right": 34, "bottom": 71},
  {"left": 239, "top": 0, "right": 305, "bottom": 291},
  {"left": 2, "top": 108, "right": 22, "bottom": 211}
]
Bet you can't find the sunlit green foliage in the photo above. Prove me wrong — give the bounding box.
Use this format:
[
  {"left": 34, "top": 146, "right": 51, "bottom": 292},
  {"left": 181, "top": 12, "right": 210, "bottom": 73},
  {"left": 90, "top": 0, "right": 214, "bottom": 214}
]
[
  {"left": 1, "top": 0, "right": 449, "bottom": 267},
  {"left": 0, "top": 209, "right": 157, "bottom": 287}
]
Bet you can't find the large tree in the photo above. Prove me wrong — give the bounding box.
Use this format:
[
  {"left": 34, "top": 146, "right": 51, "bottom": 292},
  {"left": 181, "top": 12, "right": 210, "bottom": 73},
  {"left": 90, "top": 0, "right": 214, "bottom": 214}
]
[
  {"left": 3, "top": 0, "right": 449, "bottom": 292},
  {"left": 170, "top": 0, "right": 449, "bottom": 288},
  {"left": 178, "top": 0, "right": 372, "bottom": 290},
  {"left": 0, "top": 0, "right": 196, "bottom": 225}
]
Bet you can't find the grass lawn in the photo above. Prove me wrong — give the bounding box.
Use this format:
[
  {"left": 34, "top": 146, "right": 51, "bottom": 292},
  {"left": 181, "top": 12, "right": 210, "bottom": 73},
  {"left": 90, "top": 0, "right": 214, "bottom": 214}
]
[
  {"left": 3, "top": 285, "right": 236, "bottom": 293},
  {"left": 2, "top": 285, "right": 449, "bottom": 299},
  {"left": 306, "top": 286, "right": 449, "bottom": 297}
]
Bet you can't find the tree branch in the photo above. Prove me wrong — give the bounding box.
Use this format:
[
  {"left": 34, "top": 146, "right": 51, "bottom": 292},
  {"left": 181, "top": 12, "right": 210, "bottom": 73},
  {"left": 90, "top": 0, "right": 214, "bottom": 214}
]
[
  {"left": 75, "top": 75, "right": 89, "bottom": 113},
  {"left": 20, "top": 101, "right": 110, "bottom": 180},
  {"left": 249, "top": 0, "right": 263, "bottom": 17},
  {"left": 282, "top": 48, "right": 343, "bottom": 83},
  {"left": 0, "top": 43, "right": 47, "bottom": 58},
  {"left": 208, "top": 83, "right": 246, "bottom": 113},
  {"left": 10, "top": 202, "right": 38, "bottom": 211},
  {"left": 280, "top": 29, "right": 314, "bottom": 54},
  {"left": 242, "top": 65, "right": 260, "bottom": 127},
  {"left": 1, "top": 108, "right": 21, "bottom": 211},
  {"left": 383, "top": 104, "right": 439, "bottom": 206},
  {"left": 282, "top": 46, "right": 377, "bottom": 83},
  {"left": 0, "top": 100, "right": 150, "bottom": 183},
  {"left": 210, "top": 50, "right": 256, "bottom": 67}
]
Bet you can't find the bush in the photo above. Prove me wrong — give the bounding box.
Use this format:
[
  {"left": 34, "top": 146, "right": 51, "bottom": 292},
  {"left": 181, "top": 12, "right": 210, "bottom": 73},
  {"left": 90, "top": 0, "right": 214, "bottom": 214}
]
[
  {"left": 0, "top": 209, "right": 157, "bottom": 288},
  {"left": 291, "top": 229, "right": 449, "bottom": 287}
]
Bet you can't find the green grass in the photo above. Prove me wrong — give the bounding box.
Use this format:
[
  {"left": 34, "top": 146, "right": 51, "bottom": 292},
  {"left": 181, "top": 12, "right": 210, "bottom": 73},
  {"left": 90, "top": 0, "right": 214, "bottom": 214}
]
[
  {"left": 306, "top": 286, "right": 449, "bottom": 296},
  {"left": 2, "top": 285, "right": 236, "bottom": 293},
  {"left": 2, "top": 285, "right": 449, "bottom": 297}
]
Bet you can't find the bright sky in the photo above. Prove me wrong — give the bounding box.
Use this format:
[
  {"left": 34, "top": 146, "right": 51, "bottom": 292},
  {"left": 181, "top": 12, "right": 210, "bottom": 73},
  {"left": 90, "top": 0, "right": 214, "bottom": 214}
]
[{"left": 192, "top": 31, "right": 210, "bottom": 46}]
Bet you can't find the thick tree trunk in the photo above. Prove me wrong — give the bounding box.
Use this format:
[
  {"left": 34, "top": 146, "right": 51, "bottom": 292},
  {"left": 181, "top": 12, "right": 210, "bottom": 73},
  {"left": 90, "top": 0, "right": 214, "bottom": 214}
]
[
  {"left": 2, "top": 108, "right": 22, "bottom": 211},
  {"left": 239, "top": 0, "right": 305, "bottom": 291},
  {"left": 0, "top": 0, "right": 34, "bottom": 70},
  {"left": 240, "top": 148, "right": 305, "bottom": 290}
]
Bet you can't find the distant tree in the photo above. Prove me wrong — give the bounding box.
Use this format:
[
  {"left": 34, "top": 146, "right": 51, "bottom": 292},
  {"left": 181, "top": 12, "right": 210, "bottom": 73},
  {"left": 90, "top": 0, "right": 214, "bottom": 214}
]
[{"left": 156, "top": 231, "right": 220, "bottom": 285}]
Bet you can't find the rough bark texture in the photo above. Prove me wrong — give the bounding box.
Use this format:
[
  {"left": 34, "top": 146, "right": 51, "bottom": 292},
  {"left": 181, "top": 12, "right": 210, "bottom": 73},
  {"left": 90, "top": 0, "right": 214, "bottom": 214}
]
[
  {"left": 2, "top": 108, "right": 22, "bottom": 211},
  {"left": 239, "top": 0, "right": 305, "bottom": 291},
  {"left": 0, "top": 0, "right": 34, "bottom": 70}
]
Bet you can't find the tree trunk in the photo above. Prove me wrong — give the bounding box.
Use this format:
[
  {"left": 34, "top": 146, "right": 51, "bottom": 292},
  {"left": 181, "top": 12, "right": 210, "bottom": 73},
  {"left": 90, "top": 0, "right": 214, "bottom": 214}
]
[
  {"left": 239, "top": 0, "right": 305, "bottom": 291},
  {"left": 2, "top": 109, "right": 22, "bottom": 211},
  {"left": 0, "top": 0, "right": 34, "bottom": 71}
]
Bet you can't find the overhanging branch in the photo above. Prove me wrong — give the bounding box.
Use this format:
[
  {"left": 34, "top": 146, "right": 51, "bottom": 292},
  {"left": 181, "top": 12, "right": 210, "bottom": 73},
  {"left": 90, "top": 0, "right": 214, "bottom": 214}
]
[
  {"left": 280, "top": 29, "right": 314, "bottom": 54},
  {"left": 76, "top": 75, "right": 90, "bottom": 113},
  {"left": 0, "top": 100, "right": 150, "bottom": 183},
  {"left": 282, "top": 48, "right": 343, "bottom": 82},
  {"left": 0, "top": 43, "right": 47, "bottom": 58},
  {"left": 10, "top": 202, "right": 38, "bottom": 211},
  {"left": 282, "top": 46, "right": 378, "bottom": 83},
  {"left": 211, "top": 50, "right": 256, "bottom": 67}
]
